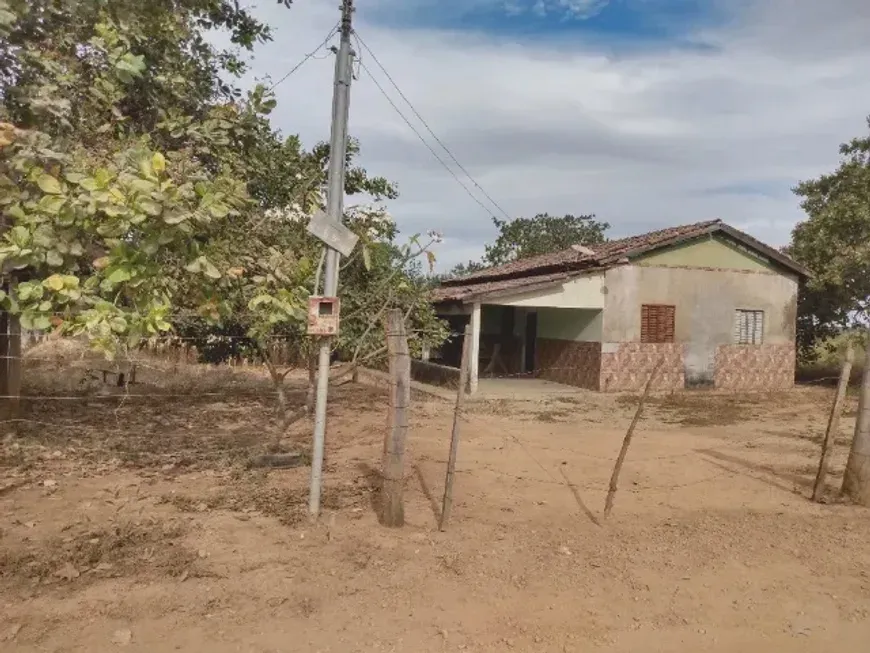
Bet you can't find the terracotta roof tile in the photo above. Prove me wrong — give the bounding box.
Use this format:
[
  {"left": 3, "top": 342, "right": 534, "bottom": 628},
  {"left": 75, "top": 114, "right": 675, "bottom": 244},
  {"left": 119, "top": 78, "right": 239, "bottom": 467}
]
[{"left": 441, "top": 219, "right": 723, "bottom": 286}]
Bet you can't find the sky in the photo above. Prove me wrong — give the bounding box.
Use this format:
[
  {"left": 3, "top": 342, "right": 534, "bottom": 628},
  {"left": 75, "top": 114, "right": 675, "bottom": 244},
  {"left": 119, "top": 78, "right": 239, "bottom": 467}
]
[{"left": 236, "top": 0, "right": 870, "bottom": 271}]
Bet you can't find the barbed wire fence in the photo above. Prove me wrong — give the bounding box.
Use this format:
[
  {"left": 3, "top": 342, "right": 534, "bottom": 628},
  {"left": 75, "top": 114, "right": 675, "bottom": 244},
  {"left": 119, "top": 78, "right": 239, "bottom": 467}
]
[{"left": 1, "top": 316, "right": 862, "bottom": 528}]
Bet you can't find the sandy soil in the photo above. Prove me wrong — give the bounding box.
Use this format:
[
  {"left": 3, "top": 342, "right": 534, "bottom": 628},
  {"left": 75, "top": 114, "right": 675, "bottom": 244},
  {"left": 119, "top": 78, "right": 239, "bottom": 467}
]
[{"left": 1, "top": 353, "right": 869, "bottom": 652}]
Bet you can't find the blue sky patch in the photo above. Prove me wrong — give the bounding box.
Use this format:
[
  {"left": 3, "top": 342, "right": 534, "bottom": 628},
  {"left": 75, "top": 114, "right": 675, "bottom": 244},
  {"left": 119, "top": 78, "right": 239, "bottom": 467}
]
[
  {"left": 366, "top": 0, "right": 723, "bottom": 50},
  {"left": 700, "top": 182, "right": 787, "bottom": 198}
]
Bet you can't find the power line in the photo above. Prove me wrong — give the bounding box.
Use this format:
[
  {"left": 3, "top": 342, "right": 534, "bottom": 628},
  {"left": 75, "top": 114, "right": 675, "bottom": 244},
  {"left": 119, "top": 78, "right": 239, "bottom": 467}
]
[
  {"left": 357, "top": 59, "right": 505, "bottom": 223},
  {"left": 353, "top": 31, "right": 514, "bottom": 224},
  {"left": 268, "top": 22, "right": 341, "bottom": 91}
]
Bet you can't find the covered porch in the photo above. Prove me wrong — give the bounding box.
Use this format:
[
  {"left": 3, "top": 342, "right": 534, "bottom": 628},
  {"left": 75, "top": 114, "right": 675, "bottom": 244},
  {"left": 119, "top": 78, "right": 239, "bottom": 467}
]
[
  {"left": 471, "top": 376, "right": 588, "bottom": 400},
  {"left": 429, "top": 271, "right": 605, "bottom": 394}
]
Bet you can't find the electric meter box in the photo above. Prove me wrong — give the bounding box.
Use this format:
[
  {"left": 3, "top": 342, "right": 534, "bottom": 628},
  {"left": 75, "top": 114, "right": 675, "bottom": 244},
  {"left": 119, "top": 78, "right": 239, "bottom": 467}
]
[{"left": 307, "top": 296, "right": 341, "bottom": 335}]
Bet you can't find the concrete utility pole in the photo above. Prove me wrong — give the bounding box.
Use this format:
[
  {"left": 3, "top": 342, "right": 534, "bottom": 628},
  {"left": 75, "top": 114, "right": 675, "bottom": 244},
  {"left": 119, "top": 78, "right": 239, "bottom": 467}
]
[{"left": 309, "top": 0, "right": 355, "bottom": 517}]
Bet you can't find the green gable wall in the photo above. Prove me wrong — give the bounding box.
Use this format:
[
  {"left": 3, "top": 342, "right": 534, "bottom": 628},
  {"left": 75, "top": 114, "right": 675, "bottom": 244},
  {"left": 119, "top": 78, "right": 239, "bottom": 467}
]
[{"left": 635, "top": 235, "right": 782, "bottom": 274}]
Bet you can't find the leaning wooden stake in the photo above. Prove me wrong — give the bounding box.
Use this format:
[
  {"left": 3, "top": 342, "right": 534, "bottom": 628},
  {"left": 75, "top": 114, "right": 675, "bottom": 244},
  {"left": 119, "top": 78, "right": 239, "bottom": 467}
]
[
  {"left": 812, "top": 341, "right": 855, "bottom": 502},
  {"left": 603, "top": 358, "right": 664, "bottom": 519},
  {"left": 380, "top": 309, "right": 410, "bottom": 527},
  {"left": 439, "top": 324, "right": 473, "bottom": 531}
]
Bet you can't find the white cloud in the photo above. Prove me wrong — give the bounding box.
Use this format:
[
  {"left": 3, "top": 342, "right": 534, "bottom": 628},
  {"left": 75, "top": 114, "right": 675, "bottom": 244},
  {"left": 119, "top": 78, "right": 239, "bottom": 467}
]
[
  {"left": 240, "top": 0, "right": 870, "bottom": 270},
  {"left": 541, "top": 0, "right": 612, "bottom": 19}
]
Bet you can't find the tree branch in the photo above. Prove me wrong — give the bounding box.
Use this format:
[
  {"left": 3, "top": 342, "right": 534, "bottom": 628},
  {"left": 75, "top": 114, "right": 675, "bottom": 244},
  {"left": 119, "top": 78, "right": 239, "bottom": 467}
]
[{"left": 341, "top": 237, "right": 436, "bottom": 323}]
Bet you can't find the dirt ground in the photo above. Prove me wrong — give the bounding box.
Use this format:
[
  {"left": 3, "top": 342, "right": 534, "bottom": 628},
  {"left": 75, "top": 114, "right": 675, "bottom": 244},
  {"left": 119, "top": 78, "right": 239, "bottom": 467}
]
[{"left": 2, "top": 348, "right": 870, "bottom": 652}]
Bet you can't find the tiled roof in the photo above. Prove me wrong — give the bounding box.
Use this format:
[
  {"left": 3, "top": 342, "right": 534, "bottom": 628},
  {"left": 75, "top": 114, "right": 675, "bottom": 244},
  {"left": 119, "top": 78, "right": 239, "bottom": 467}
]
[
  {"left": 430, "top": 271, "right": 576, "bottom": 303},
  {"left": 434, "top": 219, "right": 808, "bottom": 303},
  {"left": 441, "top": 219, "right": 723, "bottom": 286}
]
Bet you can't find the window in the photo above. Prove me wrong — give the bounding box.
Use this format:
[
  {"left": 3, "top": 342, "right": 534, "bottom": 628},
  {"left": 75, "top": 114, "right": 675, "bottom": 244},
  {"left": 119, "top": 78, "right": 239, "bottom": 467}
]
[
  {"left": 641, "top": 304, "right": 675, "bottom": 343},
  {"left": 734, "top": 309, "right": 764, "bottom": 345}
]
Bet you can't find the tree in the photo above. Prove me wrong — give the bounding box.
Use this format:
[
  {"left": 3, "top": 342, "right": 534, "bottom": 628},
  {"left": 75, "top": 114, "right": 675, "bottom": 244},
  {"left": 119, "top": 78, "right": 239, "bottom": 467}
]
[
  {"left": 177, "top": 197, "right": 448, "bottom": 426},
  {"left": 789, "top": 116, "right": 870, "bottom": 360},
  {"left": 0, "top": 0, "right": 286, "bottom": 348},
  {"left": 0, "top": 0, "right": 448, "bottom": 431},
  {"left": 441, "top": 260, "right": 487, "bottom": 280},
  {"left": 0, "top": 0, "right": 280, "bottom": 352},
  {"left": 484, "top": 213, "right": 609, "bottom": 266},
  {"left": 788, "top": 116, "right": 870, "bottom": 505}
]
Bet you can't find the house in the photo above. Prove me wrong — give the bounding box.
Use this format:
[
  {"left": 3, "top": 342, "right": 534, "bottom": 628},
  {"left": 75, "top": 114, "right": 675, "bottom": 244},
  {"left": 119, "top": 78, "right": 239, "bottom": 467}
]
[{"left": 430, "top": 219, "right": 808, "bottom": 394}]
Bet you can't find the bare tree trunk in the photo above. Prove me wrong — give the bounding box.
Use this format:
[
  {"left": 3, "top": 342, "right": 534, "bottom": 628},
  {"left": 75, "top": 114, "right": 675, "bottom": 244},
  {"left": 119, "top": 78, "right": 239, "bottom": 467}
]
[
  {"left": 381, "top": 309, "right": 410, "bottom": 527},
  {"left": 842, "top": 337, "right": 870, "bottom": 506},
  {"left": 603, "top": 358, "right": 663, "bottom": 519},
  {"left": 263, "top": 358, "right": 288, "bottom": 417},
  {"left": 812, "top": 342, "right": 854, "bottom": 502}
]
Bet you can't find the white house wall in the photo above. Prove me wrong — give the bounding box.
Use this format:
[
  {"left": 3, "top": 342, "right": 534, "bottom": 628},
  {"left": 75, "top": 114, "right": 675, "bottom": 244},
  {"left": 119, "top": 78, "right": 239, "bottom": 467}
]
[{"left": 486, "top": 272, "right": 604, "bottom": 309}]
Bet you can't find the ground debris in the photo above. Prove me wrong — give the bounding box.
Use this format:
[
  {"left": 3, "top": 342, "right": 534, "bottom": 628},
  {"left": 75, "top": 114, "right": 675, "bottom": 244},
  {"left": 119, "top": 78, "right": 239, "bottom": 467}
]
[
  {"left": 1, "top": 623, "right": 22, "bottom": 642},
  {"left": 55, "top": 562, "right": 80, "bottom": 581},
  {"left": 111, "top": 628, "right": 132, "bottom": 646}
]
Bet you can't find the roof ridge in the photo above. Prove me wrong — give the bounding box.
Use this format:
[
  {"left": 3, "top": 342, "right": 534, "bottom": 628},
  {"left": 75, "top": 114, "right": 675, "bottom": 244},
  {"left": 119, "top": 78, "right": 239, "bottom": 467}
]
[{"left": 444, "top": 219, "right": 725, "bottom": 285}]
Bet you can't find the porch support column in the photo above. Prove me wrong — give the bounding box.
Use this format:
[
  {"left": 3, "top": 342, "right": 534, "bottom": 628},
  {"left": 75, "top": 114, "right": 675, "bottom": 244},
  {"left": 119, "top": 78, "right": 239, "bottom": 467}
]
[{"left": 468, "top": 302, "right": 481, "bottom": 394}]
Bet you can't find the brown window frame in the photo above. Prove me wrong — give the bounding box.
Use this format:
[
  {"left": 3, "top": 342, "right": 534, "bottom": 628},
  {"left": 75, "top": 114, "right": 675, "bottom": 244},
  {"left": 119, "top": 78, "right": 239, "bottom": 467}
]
[{"left": 640, "top": 304, "right": 676, "bottom": 343}]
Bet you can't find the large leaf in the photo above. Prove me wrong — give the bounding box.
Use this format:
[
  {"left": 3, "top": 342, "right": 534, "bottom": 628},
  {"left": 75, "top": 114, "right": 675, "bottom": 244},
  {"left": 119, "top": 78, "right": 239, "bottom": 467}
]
[
  {"left": 202, "top": 259, "right": 221, "bottom": 279},
  {"left": 39, "top": 195, "right": 66, "bottom": 214},
  {"left": 107, "top": 268, "right": 132, "bottom": 283},
  {"left": 37, "top": 174, "right": 62, "bottom": 195},
  {"left": 139, "top": 199, "right": 162, "bottom": 216},
  {"left": 46, "top": 251, "right": 64, "bottom": 267},
  {"left": 44, "top": 274, "right": 65, "bottom": 291},
  {"left": 152, "top": 152, "right": 166, "bottom": 174}
]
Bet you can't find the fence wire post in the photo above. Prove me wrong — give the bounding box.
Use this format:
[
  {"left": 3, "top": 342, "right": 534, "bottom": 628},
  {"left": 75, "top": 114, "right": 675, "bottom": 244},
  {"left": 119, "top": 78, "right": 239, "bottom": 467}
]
[
  {"left": 604, "top": 358, "right": 663, "bottom": 519},
  {"left": 439, "top": 324, "right": 472, "bottom": 531},
  {"left": 0, "top": 302, "right": 21, "bottom": 424},
  {"left": 842, "top": 334, "right": 870, "bottom": 506},
  {"left": 812, "top": 342, "right": 854, "bottom": 502},
  {"left": 380, "top": 309, "right": 410, "bottom": 527}
]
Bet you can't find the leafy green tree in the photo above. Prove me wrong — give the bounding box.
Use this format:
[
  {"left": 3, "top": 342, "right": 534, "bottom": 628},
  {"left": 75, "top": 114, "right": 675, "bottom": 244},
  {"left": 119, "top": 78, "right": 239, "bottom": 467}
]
[
  {"left": 788, "top": 115, "right": 870, "bottom": 361},
  {"left": 0, "top": 0, "right": 448, "bottom": 428},
  {"left": 0, "top": 0, "right": 286, "bottom": 347},
  {"left": 443, "top": 260, "right": 487, "bottom": 279},
  {"left": 788, "top": 116, "right": 870, "bottom": 506},
  {"left": 484, "top": 213, "right": 609, "bottom": 266}
]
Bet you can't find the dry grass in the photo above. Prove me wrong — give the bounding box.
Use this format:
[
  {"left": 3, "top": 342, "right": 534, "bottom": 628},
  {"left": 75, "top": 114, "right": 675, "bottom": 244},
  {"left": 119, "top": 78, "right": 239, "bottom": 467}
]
[
  {"left": 22, "top": 337, "right": 280, "bottom": 398},
  {"left": 160, "top": 477, "right": 371, "bottom": 526},
  {"left": 3, "top": 338, "right": 318, "bottom": 472},
  {"left": 618, "top": 391, "right": 761, "bottom": 427},
  {"left": 534, "top": 409, "right": 569, "bottom": 423},
  {"left": 0, "top": 518, "right": 196, "bottom": 588}
]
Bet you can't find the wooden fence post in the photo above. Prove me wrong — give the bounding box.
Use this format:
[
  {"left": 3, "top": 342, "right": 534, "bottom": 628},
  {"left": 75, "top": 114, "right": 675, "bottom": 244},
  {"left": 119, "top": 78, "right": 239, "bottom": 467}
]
[
  {"left": 812, "top": 342, "right": 854, "bottom": 502},
  {"left": 0, "top": 308, "right": 21, "bottom": 423},
  {"left": 381, "top": 309, "right": 410, "bottom": 527},
  {"left": 603, "top": 358, "right": 663, "bottom": 519},
  {"left": 439, "top": 324, "right": 472, "bottom": 531},
  {"left": 842, "top": 335, "right": 870, "bottom": 506}
]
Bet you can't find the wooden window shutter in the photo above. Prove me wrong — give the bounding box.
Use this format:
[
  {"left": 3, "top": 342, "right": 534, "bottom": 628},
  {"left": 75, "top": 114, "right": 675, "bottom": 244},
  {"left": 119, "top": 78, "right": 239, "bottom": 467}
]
[{"left": 641, "top": 304, "right": 675, "bottom": 343}]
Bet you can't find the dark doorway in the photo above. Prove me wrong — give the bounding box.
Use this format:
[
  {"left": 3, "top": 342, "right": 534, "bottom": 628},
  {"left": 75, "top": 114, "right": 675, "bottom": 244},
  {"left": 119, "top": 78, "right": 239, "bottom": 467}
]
[
  {"left": 524, "top": 311, "right": 537, "bottom": 373},
  {"left": 435, "top": 315, "right": 470, "bottom": 368}
]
